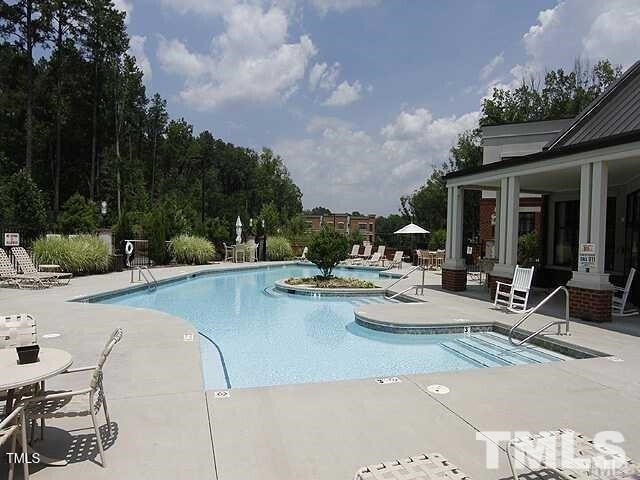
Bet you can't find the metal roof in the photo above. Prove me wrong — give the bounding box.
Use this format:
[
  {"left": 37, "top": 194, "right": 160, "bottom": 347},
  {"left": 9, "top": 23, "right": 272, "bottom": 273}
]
[{"left": 547, "top": 60, "right": 640, "bottom": 149}]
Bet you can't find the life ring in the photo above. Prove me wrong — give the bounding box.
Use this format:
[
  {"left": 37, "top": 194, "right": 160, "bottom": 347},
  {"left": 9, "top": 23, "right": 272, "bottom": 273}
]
[{"left": 125, "top": 241, "right": 134, "bottom": 255}]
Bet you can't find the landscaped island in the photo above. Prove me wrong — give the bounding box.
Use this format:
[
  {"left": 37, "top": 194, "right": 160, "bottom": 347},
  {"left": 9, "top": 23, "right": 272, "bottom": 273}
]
[{"left": 285, "top": 276, "right": 378, "bottom": 289}]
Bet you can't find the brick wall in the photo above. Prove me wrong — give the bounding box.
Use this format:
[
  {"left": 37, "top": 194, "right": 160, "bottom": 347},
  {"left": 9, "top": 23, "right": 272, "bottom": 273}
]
[
  {"left": 442, "top": 268, "right": 467, "bottom": 291},
  {"left": 568, "top": 287, "right": 612, "bottom": 322}
]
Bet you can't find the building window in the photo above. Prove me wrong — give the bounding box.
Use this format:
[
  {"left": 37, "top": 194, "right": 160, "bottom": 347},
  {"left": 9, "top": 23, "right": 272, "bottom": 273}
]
[
  {"left": 337, "top": 222, "right": 344, "bottom": 230},
  {"left": 305, "top": 221, "right": 313, "bottom": 230},
  {"left": 358, "top": 223, "right": 367, "bottom": 231},
  {"left": 554, "top": 201, "right": 579, "bottom": 267},
  {"left": 518, "top": 212, "right": 536, "bottom": 236},
  {"left": 369, "top": 223, "right": 373, "bottom": 231}
]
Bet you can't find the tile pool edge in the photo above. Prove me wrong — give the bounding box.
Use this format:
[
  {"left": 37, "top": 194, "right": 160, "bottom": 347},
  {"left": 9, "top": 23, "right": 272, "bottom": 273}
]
[{"left": 69, "top": 262, "right": 300, "bottom": 303}]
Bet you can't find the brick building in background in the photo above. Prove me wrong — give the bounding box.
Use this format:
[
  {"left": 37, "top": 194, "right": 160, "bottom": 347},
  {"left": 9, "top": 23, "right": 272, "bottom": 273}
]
[{"left": 303, "top": 213, "right": 376, "bottom": 243}]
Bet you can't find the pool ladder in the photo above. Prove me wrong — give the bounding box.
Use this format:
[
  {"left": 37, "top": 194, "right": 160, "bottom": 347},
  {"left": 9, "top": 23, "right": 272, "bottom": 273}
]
[
  {"left": 508, "top": 286, "right": 570, "bottom": 346},
  {"left": 131, "top": 266, "right": 158, "bottom": 291},
  {"left": 385, "top": 265, "right": 422, "bottom": 300}
]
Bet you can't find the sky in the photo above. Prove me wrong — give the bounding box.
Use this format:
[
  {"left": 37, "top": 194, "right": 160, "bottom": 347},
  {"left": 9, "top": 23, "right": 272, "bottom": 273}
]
[{"left": 115, "top": 0, "right": 640, "bottom": 215}]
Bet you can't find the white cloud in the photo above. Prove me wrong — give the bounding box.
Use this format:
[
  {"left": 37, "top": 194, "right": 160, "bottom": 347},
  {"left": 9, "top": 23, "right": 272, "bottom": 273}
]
[
  {"left": 517, "top": 0, "right": 640, "bottom": 78},
  {"left": 156, "top": 4, "right": 317, "bottom": 109},
  {"left": 479, "top": 52, "right": 504, "bottom": 80},
  {"left": 309, "top": 62, "right": 340, "bottom": 91},
  {"left": 129, "top": 35, "right": 152, "bottom": 84},
  {"left": 310, "top": 0, "right": 380, "bottom": 15},
  {"left": 275, "top": 108, "right": 479, "bottom": 214},
  {"left": 112, "top": 0, "right": 133, "bottom": 23},
  {"left": 323, "top": 80, "right": 363, "bottom": 106}
]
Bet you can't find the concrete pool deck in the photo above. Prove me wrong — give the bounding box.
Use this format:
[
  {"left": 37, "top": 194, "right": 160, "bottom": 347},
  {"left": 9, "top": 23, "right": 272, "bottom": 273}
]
[{"left": 1, "top": 263, "right": 639, "bottom": 479}]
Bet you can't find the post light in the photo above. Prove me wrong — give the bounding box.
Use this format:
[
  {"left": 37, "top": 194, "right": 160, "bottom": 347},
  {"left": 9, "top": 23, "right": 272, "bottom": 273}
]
[{"left": 101, "top": 201, "right": 107, "bottom": 228}]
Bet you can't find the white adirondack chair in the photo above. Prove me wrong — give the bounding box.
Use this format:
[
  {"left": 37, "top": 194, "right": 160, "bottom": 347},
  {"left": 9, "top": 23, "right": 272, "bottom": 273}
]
[
  {"left": 613, "top": 268, "right": 638, "bottom": 316},
  {"left": 494, "top": 265, "right": 534, "bottom": 312}
]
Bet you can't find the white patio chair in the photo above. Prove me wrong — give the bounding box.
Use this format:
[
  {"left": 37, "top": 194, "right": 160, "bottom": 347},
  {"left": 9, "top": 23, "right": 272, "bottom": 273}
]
[
  {"left": 21, "top": 328, "right": 123, "bottom": 468},
  {"left": 222, "top": 243, "right": 235, "bottom": 262},
  {"left": 11, "top": 247, "right": 71, "bottom": 286},
  {"left": 1, "top": 406, "right": 30, "bottom": 480},
  {"left": 387, "top": 251, "right": 403, "bottom": 269},
  {"left": 348, "top": 244, "right": 360, "bottom": 258},
  {"left": 613, "top": 268, "right": 638, "bottom": 316},
  {"left": 354, "top": 452, "right": 469, "bottom": 480},
  {"left": 493, "top": 265, "right": 534, "bottom": 312},
  {"left": 375, "top": 245, "right": 386, "bottom": 259},
  {"left": 1, "top": 314, "right": 37, "bottom": 349}
]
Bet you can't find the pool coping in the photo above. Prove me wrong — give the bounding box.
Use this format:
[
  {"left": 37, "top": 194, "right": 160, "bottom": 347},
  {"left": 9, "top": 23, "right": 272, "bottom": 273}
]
[{"left": 354, "top": 310, "right": 608, "bottom": 359}]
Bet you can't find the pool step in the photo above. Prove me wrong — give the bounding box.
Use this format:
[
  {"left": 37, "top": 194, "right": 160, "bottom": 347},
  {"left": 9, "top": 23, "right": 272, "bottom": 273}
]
[
  {"left": 477, "top": 332, "right": 569, "bottom": 362},
  {"left": 440, "top": 341, "right": 510, "bottom": 368},
  {"left": 456, "top": 337, "right": 531, "bottom": 365}
]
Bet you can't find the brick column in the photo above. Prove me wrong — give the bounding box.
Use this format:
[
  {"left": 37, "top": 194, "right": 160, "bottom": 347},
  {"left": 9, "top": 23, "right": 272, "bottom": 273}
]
[
  {"left": 442, "top": 268, "right": 467, "bottom": 291},
  {"left": 568, "top": 287, "right": 612, "bottom": 322}
]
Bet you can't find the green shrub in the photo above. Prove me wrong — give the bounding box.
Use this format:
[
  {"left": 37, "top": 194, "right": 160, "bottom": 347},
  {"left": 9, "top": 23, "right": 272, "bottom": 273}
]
[
  {"left": 57, "top": 193, "right": 99, "bottom": 234},
  {"left": 170, "top": 235, "right": 215, "bottom": 264},
  {"left": 267, "top": 236, "right": 293, "bottom": 260},
  {"left": 0, "top": 169, "right": 47, "bottom": 244},
  {"left": 32, "top": 235, "right": 109, "bottom": 275},
  {"left": 518, "top": 232, "right": 541, "bottom": 266},
  {"left": 307, "top": 227, "right": 350, "bottom": 278},
  {"left": 428, "top": 228, "right": 446, "bottom": 250}
]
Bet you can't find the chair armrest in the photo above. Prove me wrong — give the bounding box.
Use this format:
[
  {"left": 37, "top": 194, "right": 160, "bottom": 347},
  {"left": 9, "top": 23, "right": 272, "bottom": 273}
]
[
  {"left": 613, "top": 286, "right": 625, "bottom": 292},
  {"left": 495, "top": 281, "right": 513, "bottom": 288},
  {"left": 62, "top": 365, "right": 97, "bottom": 374},
  {"left": 22, "top": 388, "right": 92, "bottom": 404},
  {"left": 0, "top": 405, "right": 24, "bottom": 429}
]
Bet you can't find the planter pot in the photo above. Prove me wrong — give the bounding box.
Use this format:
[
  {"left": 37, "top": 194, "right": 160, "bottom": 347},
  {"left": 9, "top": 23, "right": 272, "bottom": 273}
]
[{"left": 17, "top": 344, "right": 39, "bottom": 364}]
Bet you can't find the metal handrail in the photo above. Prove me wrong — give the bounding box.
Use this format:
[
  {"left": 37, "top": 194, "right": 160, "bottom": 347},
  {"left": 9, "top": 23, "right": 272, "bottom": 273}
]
[
  {"left": 133, "top": 266, "right": 158, "bottom": 290},
  {"left": 508, "top": 286, "right": 570, "bottom": 346},
  {"left": 387, "top": 285, "right": 415, "bottom": 300},
  {"left": 385, "top": 265, "right": 420, "bottom": 291}
]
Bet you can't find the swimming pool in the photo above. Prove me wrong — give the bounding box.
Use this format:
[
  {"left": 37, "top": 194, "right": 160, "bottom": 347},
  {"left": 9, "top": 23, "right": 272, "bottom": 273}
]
[{"left": 98, "top": 265, "right": 564, "bottom": 389}]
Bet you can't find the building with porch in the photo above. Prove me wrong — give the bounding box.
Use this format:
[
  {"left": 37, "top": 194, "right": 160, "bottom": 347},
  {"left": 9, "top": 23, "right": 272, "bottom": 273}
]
[{"left": 442, "top": 60, "right": 640, "bottom": 322}]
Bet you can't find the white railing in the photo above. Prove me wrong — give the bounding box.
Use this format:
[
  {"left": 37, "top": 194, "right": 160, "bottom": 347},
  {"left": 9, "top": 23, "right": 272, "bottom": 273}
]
[{"left": 508, "top": 286, "right": 570, "bottom": 346}]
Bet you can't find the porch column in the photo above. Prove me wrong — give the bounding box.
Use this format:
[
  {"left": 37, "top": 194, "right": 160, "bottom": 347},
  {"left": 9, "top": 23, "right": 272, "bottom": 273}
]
[
  {"left": 568, "top": 160, "right": 613, "bottom": 322},
  {"left": 442, "top": 186, "right": 467, "bottom": 291},
  {"left": 494, "top": 187, "right": 501, "bottom": 261},
  {"left": 488, "top": 176, "right": 519, "bottom": 299}
]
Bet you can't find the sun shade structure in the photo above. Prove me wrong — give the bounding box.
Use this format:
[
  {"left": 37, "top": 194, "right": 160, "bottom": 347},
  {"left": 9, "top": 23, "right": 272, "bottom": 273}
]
[{"left": 394, "top": 223, "right": 430, "bottom": 234}]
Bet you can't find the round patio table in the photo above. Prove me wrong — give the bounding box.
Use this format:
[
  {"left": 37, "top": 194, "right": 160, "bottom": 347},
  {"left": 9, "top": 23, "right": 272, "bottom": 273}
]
[{"left": 0, "top": 347, "right": 73, "bottom": 466}]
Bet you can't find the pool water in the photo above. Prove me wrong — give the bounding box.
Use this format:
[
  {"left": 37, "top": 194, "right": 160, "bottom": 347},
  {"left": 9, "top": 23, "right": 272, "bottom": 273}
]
[{"left": 99, "top": 265, "right": 561, "bottom": 389}]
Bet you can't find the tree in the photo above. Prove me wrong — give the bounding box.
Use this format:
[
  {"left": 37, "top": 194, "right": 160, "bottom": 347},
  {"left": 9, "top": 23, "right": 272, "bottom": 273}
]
[
  {"left": 147, "top": 93, "right": 168, "bottom": 200},
  {"left": 307, "top": 227, "right": 350, "bottom": 278},
  {"left": 78, "top": 0, "right": 127, "bottom": 200},
  {"left": 481, "top": 60, "right": 621, "bottom": 126},
  {"left": 0, "top": 169, "right": 47, "bottom": 243},
  {"left": 308, "top": 206, "right": 331, "bottom": 215},
  {"left": 57, "top": 193, "right": 98, "bottom": 233},
  {"left": 0, "top": 0, "right": 51, "bottom": 172}
]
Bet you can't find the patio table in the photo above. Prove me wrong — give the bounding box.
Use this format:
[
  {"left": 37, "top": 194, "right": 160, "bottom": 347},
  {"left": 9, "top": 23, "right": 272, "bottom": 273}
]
[{"left": 1, "top": 347, "right": 73, "bottom": 466}]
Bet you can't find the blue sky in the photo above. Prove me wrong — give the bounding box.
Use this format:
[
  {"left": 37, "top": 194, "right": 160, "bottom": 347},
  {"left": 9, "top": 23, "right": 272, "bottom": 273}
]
[{"left": 117, "top": 0, "right": 640, "bottom": 214}]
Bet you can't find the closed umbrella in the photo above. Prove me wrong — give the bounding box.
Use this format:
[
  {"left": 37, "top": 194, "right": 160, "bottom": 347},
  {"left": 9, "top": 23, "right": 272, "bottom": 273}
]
[{"left": 235, "top": 216, "right": 243, "bottom": 244}]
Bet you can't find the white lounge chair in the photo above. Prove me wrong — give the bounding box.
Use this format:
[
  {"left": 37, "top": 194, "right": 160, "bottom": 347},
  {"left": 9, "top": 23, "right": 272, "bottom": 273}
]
[
  {"left": 494, "top": 265, "right": 534, "bottom": 312},
  {"left": 21, "top": 328, "right": 123, "bottom": 468},
  {"left": 348, "top": 245, "right": 360, "bottom": 258},
  {"left": 507, "top": 428, "right": 640, "bottom": 480},
  {"left": 365, "top": 252, "right": 382, "bottom": 266},
  {"left": 387, "top": 251, "right": 403, "bottom": 269},
  {"left": 354, "top": 452, "right": 469, "bottom": 480},
  {"left": 351, "top": 245, "right": 373, "bottom": 264},
  {"left": 297, "top": 246, "right": 309, "bottom": 261},
  {"left": 0, "top": 406, "right": 30, "bottom": 480},
  {"left": 0, "top": 250, "right": 47, "bottom": 289},
  {"left": 375, "top": 245, "right": 386, "bottom": 259},
  {"left": 613, "top": 268, "right": 638, "bottom": 316},
  {"left": 11, "top": 247, "right": 71, "bottom": 286}
]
